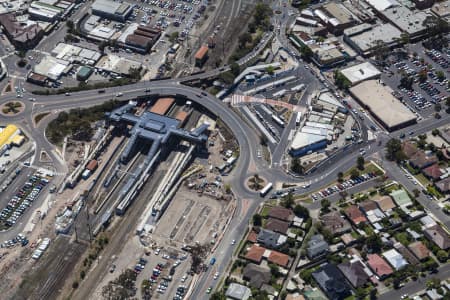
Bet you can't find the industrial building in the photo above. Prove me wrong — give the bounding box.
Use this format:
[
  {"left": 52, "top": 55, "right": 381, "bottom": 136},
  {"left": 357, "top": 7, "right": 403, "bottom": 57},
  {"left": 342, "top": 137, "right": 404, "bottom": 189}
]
[
  {"left": 0, "top": 125, "right": 24, "bottom": 156},
  {"left": 343, "top": 23, "right": 402, "bottom": 56},
  {"left": 340, "top": 62, "right": 381, "bottom": 86},
  {"left": 349, "top": 80, "right": 417, "bottom": 131},
  {"left": 28, "top": 1, "right": 64, "bottom": 22},
  {"left": 91, "top": 0, "right": 133, "bottom": 22}
]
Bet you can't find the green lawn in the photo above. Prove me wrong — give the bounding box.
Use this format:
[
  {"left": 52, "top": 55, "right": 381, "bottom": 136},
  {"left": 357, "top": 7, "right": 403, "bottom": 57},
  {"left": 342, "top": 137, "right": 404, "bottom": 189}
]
[
  {"left": 415, "top": 173, "right": 430, "bottom": 186},
  {"left": 427, "top": 185, "right": 444, "bottom": 199},
  {"left": 260, "top": 205, "right": 271, "bottom": 217}
]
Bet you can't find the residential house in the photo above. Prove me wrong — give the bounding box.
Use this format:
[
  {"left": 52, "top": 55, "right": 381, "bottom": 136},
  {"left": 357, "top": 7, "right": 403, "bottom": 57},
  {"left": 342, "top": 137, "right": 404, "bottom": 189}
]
[
  {"left": 268, "top": 250, "right": 290, "bottom": 268},
  {"left": 344, "top": 205, "right": 367, "bottom": 225},
  {"left": 320, "top": 211, "right": 351, "bottom": 236},
  {"left": 436, "top": 177, "right": 450, "bottom": 194},
  {"left": 286, "top": 293, "right": 305, "bottom": 300},
  {"left": 409, "top": 151, "right": 438, "bottom": 170},
  {"left": 408, "top": 241, "right": 430, "bottom": 261},
  {"left": 374, "top": 196, "right": 397, "bottom": 213},
  {"left": 338, "top": 257, "right": 371, "bottom": 288},
  {"left": 307, "top": 234, "right": 329, "bottom": 259},
  {"left": 394, "top": 242, "right": 419, "bottom": 265},
  {"left": 366, "top": 254, "right": 393, "bottom": 279},
  {"left": 265, "top": 218, "right": 290, "bottom": 234},
  {"left": 402, "top": 141, "right": 418, "bottom": 158},
  {"left": 390, "top": 189, "right": 413, "bottom": 208},
  {"left": 225, "top": 283, "right": 252, "bottom": 300},
  {"left": 247, "top": 230, "right": 258, "bottom": 243},
  {"left": 359, "top": 200, "right": 378, "bottom": 213},
  {"left": 382, "top": 249, "right": 408, "bottom": 270},
  {"left": 424, "top": 225, "right": 450, "bottom": 250},
  {"left": 268, "top": 206, "right": 295, "bottom": 223},
  {"left": 422, "top": 164, "right": 443, "bottom": 181},
  {"left": 312, "top": 263, "right": 352, "bottom": 300},
  {"left": 243, "top": 263, "right": 271, "bottom": 289},
  {"left": 244, "top": 244, "right": 266, "bottom": 264},
  {"left": 257, "top": 228, "right": 287, "bottom": 249}
]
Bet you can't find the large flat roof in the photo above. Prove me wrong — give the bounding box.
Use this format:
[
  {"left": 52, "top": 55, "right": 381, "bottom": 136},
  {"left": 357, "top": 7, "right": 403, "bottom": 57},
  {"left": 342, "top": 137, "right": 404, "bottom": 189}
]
[
  {"left": 382, "top": 6, "right": 431, "bottom": 35},
  {"left": 349, "top": 80, "right": 416, "bottom": 129},
  {"left": 340, "top": 62, "right": 381, "bottom": 85},
  {"left": 347, "top": 23, "right": 402, "bottom": 52}
]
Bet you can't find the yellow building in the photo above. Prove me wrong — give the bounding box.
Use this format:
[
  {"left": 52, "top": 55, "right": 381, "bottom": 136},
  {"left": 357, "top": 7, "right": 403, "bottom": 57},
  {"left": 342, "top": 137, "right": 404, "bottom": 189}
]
[{"left": 0, "top": 124, "right": 24, "bottom": 154}]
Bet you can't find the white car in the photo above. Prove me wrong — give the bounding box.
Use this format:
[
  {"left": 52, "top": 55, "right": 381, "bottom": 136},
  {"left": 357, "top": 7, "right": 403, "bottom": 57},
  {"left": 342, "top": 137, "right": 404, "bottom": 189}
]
[
  {"left": 231, "top": 240, "right": 236, "bottom": 245},
  {"left": 213, "top": 272, "right": 219, "bottom": 280}
]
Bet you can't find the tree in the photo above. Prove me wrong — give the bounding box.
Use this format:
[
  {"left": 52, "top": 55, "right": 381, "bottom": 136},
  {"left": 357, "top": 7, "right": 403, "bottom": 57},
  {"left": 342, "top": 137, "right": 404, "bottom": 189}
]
[
  {"left": 66, "top": 20, "right": 74, "bottom": 31},
  {"left": 299, "top": 45, "right": 313, "bottom": 59},
  {"left": 253, "top": 214, "right": 262, "bottom": 226},
  {"left": 210, "top": 292, "right": 227, "bottom": 300},
  {"left": 320, "top": 198, "right": 330, "bottom": 212},
  {"left": 293, "top": 204, "right": 309, "bottom": 219},
  {"left": 169, "top": 31, "right": 179, "bottom": 43},
  {"left": 435, "top": 103, "right": 442, "bottom": 112},
  {"left": 413, "top": 189, "right": 420, "bottom": 197},
  {"left": 436, "top": 70, "right": 445, "bottom": 81},
  {"left": 357, "top": 156, "right": 365, "bottom": 171},
  {"left": 291, "top": 157, "right": 304, "bottom": 174},
  {"left": 400, "top": 74, "right": 414, "bottom": 90},
  {"left": 334, "top": 70, "right": 351, "bottom": 90},
  {"left": 230, "top": 62, "right": 240, "bottom": 77},
  {"left": 400, "top": 32, "right": 410, "bottom": 44},
  {"left": 238, "top": 32, "right": 252, "bottom": 48},
  {"left": 337, "top": 172, "right": 344, "bottom": 183},
  {"left": 366, "top": 234, "right": 382, "bottom": 252},
  {"left": 350, "top": 168, "right": 360, "bottom": 180},
  {"left": 436, "top": 250, "right": 448, "bottom": 263},
  {"left": 426, "top": 277, "right": 441, "bottom": 290},
  {"left": 432, "top": 129, "right": 440, "bottom": 136},
  {"left": 282, "top": 192, "right": 295, "bottom": 209},
  {"left": 372, "top": 40, "right": 390, "bottom": 62},
  {"left": 385, "top": 138, "right": 406, "bottom": 161},
  {"left": 266, "top": 66, "right": 275, "bottom": 75}
]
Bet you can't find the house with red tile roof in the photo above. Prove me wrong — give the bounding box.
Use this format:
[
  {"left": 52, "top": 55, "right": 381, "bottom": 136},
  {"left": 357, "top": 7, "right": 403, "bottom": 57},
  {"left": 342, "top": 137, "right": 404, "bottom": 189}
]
[
  {"left": 422, "top": 164, "right": 443, "bottom": 181},
  {"left": 344, "top": 205, "right": 367, "bottom": 225},
  {"left": 244, "top": 245, "right": 266, "bottom": 264},
  {"left": 268, "top": 250, "right": 290, "bottom": 268},
  {"left": 268, "top": 206, "right": 294, "bottom": 222},
  {"left": 265, "top": 218, "right": 290, "bottom": 234},
  {"left": 247, "top": 230, "right": 258, "bottom": 243},
  {"left": 366, "top": 254, "right": 393, "bottom": 279},
  {"left": 408, "top": 241, "right": 430, "bottom": 261}
]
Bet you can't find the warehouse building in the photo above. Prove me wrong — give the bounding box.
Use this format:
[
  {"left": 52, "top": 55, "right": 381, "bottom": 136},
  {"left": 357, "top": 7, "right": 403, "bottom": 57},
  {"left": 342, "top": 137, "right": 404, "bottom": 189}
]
[
  {"left": 124, "top": 25, "right": 161, "bottom": 53},
  {"left": 340, "top": 61, "right": 381, "bottom": 86},
  {"left": 52, "top": 43, "right": 102, "bottom": 66},
  {"left": 95, "top": 54, "right": 142, "bottom": 77},
  {"left": 91, "top": 0, "right": 133, "bottom": 22},
  {"left": 29, "top": 55, "right": 71, "bottom": 82},
  {"left": 349, "top": 80, "right": 417, "bottom": 131},
  {"left": 28, "top": 1, "right": 64, "bottom": 22}
]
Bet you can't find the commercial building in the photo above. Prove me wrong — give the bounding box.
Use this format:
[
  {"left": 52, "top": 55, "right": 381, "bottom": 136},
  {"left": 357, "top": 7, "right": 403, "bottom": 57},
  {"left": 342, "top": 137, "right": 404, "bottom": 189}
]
[
  {"left": 194, "top": 45, "right": 209, "bottom": 67},
  {"left": 431, "top": 0, "right": 450, "bottom": 20},
  {"left": 28, "top": 1, "right": 64, "bottom": 22},
  {"left": 380, "top": 5, "right": 432, "bottom": 37},
  {"left": 349, "top": 80, "right": 416, "bottom": 131},
  {"left": 340, "top": 62, "right": 381, "bottom": 86},
  {"left": 290, "top": 132, "right": 327, "bottom": 157},
  {"left": 316, "top": 2, "right": 360, "bottom": 34},
  {"left": 91, "top": 0, "right": 133, "bottom": 22},
  {"left": 0, "top": 13, "right": 44, "bottom": 49},
  {"left": 29, "top": 55, "right": 71, "bottom": 82},
  {"left": 52, "top": 43, "right": 102, "bottom": 66},
  {"left": 124, "top": 25, "right": 161, "bottom": 53},
  {"left": 344, "top": 23, "right": 402, "bottom": 56},
  {"left": 0, "top": 125, "right": 24, "bottom": 156},
  {"left": 95, "top": 54, "right": 142, "bottom": 77}
]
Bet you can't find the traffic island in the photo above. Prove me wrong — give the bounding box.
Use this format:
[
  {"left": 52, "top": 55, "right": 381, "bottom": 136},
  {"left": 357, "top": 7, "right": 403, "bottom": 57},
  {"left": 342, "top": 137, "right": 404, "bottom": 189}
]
[
  {"left": 0, "top": 101, "right": 25, "bottom": 116},
  {"left": 247, "top": 174, "right": 267, "bottom": 191}
]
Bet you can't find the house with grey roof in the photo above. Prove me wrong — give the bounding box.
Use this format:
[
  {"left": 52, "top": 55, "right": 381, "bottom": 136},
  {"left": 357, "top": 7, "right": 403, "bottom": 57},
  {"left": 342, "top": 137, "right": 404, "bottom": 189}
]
[
  {"left": 257, "top": 228, "right": 287, "bottom": 249},
  {"left": 226, "top": 283, "right": 252, "bottom": 300},
  {"left": 307, "top": 234, "right": 329, "bottom": 259},
  {"left": 338, "top": 257, "right": 371, "bottom": 288}
]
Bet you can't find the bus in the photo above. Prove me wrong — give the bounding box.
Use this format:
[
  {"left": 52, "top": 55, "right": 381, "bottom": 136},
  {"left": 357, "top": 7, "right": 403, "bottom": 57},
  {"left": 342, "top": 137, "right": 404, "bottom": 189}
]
[
  {"left": 295, "top": 112, "right": 302, "bottom": 126},
  {"left": 260, "top": 182, "right": 273, "bottom": 197},
  {"left": 271, "top": 114, "right": 285, "bottom": 127}
]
